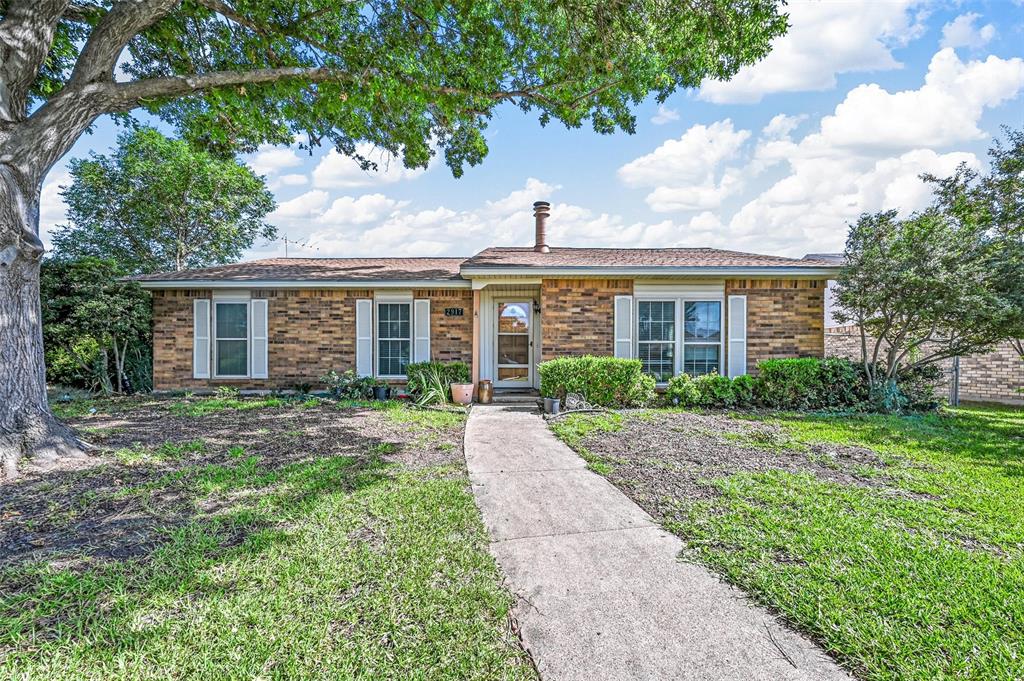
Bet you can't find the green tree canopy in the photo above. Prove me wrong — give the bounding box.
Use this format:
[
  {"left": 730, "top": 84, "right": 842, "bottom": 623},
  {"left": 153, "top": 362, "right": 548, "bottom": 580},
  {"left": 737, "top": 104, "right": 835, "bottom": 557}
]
[
  {"left": 834, "top": 129, "right": 1024, "bottom": 396},
  {"left": 52, "top": 127, "right": 276, "bottom": 273},
  {"left": 0, "top": 0, "right": 789, "bottom": 475},
  {"left": 40, "top": 257, "right": 152, "bottom": 394},
  {"left": 924, "top": 127, "right": 1024, "bottom": 358}
]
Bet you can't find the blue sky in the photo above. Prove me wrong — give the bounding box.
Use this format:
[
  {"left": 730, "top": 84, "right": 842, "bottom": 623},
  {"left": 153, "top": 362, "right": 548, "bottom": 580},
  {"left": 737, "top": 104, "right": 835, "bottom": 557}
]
[{"left": 40, "top": 0, "right": 1024, "bottom": 261}]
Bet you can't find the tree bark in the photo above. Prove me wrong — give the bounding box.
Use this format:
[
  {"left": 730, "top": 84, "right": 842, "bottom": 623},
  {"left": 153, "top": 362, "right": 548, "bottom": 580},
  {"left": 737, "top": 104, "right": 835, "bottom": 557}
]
[{"left": 0, "top": 164, "right": 87, "bottom": 478}]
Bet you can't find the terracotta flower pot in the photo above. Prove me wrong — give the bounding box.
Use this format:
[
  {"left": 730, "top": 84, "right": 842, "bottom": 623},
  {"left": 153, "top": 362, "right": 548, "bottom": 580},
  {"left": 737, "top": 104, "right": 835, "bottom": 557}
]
[{"left": 450, "top": 383, "right": 474, "bottom": 405}]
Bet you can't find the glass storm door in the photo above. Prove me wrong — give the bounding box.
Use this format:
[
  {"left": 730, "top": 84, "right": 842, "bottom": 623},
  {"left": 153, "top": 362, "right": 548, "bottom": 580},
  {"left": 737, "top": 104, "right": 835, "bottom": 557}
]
[{"left": 495, "top": 301, "right": 533, "bottom": 387}]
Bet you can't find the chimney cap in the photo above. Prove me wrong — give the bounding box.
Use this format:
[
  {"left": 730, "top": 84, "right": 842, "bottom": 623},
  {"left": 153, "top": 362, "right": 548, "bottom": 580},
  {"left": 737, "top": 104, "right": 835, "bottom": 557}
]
[{"left": 533, "top": 200, "right": 551, "bottom": 211}]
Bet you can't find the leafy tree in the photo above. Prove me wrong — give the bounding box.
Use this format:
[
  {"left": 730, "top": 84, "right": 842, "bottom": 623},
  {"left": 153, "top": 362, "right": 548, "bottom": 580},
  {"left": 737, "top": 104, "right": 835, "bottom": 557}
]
[
  {"left": 835, "top": 129, "right": 1024, "bottom": 401},
  {"left": 924, "top": 127, "right": 1024, "bottom": 362},
  {"left": 0, "top": 0, "right": 788, "bottom": 476},
  {"left": 52, "top": 127, "right": 276, "bottom": 273},
  {"left": 41, "top": 257, "right": 152, "bottom": 395}
]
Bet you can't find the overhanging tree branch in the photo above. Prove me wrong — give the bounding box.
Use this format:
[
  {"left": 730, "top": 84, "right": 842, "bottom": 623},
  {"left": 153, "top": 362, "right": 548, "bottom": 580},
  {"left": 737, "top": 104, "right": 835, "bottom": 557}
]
[{"left": 0, "top": 0, "right": 72, "bottom": 122}]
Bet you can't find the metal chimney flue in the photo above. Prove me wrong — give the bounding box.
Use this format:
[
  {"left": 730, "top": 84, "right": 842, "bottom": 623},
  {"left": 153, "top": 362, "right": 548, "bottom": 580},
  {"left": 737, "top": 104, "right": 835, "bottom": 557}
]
[{"left": 533, "top": 201, "right": 551, "bottom": 253}]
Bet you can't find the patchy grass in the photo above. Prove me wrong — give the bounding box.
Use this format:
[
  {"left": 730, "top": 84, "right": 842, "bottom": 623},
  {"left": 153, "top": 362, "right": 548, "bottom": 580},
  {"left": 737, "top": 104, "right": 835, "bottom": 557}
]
[
  {"left": 168, "top": 396, "right": 288, "bottom": 417},
  {"left": 554, "top": 406, "right": 1024, "bottom": 680},
  {"left": 549, "top": 412, "right": 624, "bottom": 474},
  {"left": 2, "top": 400, "right": 534, "bottom": 680},
  {"left": 385, "top": 406, "right": 467, "bottom": 431}
]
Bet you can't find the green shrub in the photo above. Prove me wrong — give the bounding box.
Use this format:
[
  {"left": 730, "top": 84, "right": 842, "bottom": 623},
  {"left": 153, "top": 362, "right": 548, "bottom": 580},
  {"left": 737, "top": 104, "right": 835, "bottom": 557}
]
[
  {"left": 893, "top": 364, "right": 944, "bottom": 411},
  {"left": 819, "top": 357, "right": 870, "bottom": 408},
  {"left": 755, "top": 358, "right": 823, "bottom": 409},
  {"left": 320, "top": 369, "right": 375, "bottom": 400},
  {"left": 538, "top": 356, "right": 655, "bottom": 407},
  {"left": 694, "top": 372, "right": 736, "bottom": 407},
  {"left": 405, "top": 362, "right": 470, "bottom": 404},
  {"left": 665, "top": 373, "right": 701, "bottom": 407},
  {"left": 754, "top": 357, "right": 878, "bottom": 411},
  {"left": 732, "top": 374, "right": 755, "bottom": 407}
]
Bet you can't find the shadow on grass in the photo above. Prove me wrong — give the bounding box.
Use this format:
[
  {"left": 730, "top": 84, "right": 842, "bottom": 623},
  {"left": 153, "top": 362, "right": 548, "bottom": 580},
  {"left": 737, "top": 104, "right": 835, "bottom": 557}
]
[{"left": 0, "top": 411, "right": 405, "bottom": 660}]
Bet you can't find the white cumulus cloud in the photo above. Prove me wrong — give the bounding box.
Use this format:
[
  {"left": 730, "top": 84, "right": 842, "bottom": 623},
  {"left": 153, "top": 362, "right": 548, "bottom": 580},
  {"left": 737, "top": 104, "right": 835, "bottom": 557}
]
[
  {"left": 650, "top": 104, "right": 680, "bottom": 125},
  {"left": 699, "top": 0, "right": 927, "bottom": 103},
  {"left": 312, "top": 143, "right": 433, "bottom": 188},
  {"left": 941, "top": 13, "right": 996, "bottom": 49}
]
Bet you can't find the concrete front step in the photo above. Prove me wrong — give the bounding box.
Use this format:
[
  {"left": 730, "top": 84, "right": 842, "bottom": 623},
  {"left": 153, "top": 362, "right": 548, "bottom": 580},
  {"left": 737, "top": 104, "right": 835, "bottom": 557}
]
[{"left": 489, "top": 392, "right": 541, "bottom": 405}]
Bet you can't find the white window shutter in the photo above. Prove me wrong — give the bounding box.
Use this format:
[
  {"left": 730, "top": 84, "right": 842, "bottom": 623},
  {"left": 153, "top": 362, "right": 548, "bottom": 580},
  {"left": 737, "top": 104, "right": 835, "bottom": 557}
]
[
  {"left": 414, "top": 299, "right": 431, "bottom": 363},
  {"left": 356, "top": 299, "right": 373, "bottom": 376},
  {"left": 193, "top": 298, "right": 210, "bottom": 379},
  {"left": 614, "top": 295, "right": 633, "bottom": 359},
  {"left": 728, "top": 295, "right": 747, "bottom": 377},
  {"left": 250, "top": 299, "right": 269, "bottom": 379}
]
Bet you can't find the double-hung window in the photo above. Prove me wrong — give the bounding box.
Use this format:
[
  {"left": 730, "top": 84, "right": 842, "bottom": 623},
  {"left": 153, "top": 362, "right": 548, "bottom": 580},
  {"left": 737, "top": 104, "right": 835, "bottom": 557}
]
[
  {"left": 637, "top": 301, "right": 676, "bottom": 382},
  {"left": 214, "top": 301, "right": 248, "bottom": 377},
  {"left": 683, "top": 301, "right": 721, "bottom": 376},
  {"left": 636, "top": 298, "right": 723, "bottom": 380},
  {"left": 377, "top": 302, "right": 411, "bottom": 377}
]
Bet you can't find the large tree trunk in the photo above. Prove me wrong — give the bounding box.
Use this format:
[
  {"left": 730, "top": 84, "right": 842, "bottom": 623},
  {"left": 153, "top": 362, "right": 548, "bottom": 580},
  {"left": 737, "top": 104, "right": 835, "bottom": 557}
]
[{"left": 0, "top": 163, "right": 86, "bottom": 479}]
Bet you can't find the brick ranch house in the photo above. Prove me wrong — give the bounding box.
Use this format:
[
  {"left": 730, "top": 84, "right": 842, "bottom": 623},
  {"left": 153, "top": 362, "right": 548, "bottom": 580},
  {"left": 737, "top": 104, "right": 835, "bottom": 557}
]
[{"left": 135, "top": 202, "right": 841, "bottom": 392}]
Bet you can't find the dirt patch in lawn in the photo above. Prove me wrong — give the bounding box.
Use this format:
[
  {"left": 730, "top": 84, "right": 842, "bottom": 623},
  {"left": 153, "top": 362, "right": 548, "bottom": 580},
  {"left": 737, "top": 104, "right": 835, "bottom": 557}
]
[
  {"left": 577, "top": 411, "right": 899, "bottom": 522},
  {"left": 0, "top": 399, "right": 464, "bottom": 571}
]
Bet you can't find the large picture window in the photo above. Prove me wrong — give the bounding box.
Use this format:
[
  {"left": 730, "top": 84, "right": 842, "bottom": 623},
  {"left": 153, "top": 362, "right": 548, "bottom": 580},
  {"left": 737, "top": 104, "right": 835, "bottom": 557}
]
[
  {"left": 215, "top": 301, "right": 248, "bottom": 377},
  {"left": 377, "top": 302, "right": 411, "bottom": 377},
  {"left": 637, "top": 300, "right": 675, "bottom": 382}
]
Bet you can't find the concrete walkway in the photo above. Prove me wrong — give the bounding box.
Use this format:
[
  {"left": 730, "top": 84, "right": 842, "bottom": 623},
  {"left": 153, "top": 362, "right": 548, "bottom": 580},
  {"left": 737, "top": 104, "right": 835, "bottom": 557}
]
[{"left": 465, "top": 406, "right": 851, "bottom": 681}]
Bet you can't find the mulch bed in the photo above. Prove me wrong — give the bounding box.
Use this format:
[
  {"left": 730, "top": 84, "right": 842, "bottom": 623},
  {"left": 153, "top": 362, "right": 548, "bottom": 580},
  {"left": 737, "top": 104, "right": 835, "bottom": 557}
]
[
  {"left": 577, "top": 411, "right": 902, "bottom": 523},
  {"left": 0, "top": 399, "right": 464, "bottom": 572}
]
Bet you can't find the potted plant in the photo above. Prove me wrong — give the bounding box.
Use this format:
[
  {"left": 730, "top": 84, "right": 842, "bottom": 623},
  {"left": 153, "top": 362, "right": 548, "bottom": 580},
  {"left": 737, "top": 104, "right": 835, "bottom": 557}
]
[
  {"left": 372, "top": 380, "right": 390, "bottom": 401},
  {"left": 450, "top": 381, "right": 473, "bottom": 405}
]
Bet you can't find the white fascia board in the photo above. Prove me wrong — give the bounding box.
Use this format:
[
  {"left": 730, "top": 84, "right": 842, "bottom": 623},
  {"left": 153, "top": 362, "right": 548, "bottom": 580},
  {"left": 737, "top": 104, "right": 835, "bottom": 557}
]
[
  {"left": 138, "top": 279, "right": 471, "bottom": 290},
  {"left": 459, "top": 266, "right": 842, "bottom": 278}
]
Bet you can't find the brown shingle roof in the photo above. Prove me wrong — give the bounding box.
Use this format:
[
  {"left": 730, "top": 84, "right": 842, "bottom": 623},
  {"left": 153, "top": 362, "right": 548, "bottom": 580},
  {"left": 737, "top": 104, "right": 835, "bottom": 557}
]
[
  {"left": 133, "top": 257, "right": 467, "bottom": 282},
  {"left": 461, "top": 247, "right": 837, "bottom": 269}
]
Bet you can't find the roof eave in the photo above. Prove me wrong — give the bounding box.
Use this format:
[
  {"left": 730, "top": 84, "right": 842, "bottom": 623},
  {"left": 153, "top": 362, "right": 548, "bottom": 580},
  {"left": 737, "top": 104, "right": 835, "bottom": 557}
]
[
  {"left": 136, "top": 278, "right": 471, "bottom": 290},
  {"left": 459, "top": 265, "right": 842, "bottom": 277}
]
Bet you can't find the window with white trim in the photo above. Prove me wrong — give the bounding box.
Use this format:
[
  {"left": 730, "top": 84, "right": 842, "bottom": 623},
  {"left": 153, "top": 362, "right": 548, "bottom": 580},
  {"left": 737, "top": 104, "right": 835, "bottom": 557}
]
[
  {"left": 377, "top": 302, "right": 411, "bottom": 377},
  {"left": 683, "top": 301, "right": 721, "bottom": 376},
  {"left": 637, "top": 300, "right": 675, "bottom": 382},
  {"left": 636, "top": 299, "right": 723, "bottom": 380},
  {"left": 214, "top": 301, "right": 248, "bottom": 377}
]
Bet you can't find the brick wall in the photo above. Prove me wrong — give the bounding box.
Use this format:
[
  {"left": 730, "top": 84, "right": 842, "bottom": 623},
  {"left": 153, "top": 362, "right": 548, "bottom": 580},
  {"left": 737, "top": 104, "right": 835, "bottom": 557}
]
[
  {"left": 726, "top": 279, "right": 826, "bottom": 372},
  {"left": 152, "top": 288, "right": 473, "bottom": 391},
  {"left": 826, "top": 326, "right": 1023, "bottom": 405},
  {"left": 414, "top": 288, "right": 474, "bottom": 365},
  {"left": 539, "top": 278, "right": 633, "bottom": 360}
]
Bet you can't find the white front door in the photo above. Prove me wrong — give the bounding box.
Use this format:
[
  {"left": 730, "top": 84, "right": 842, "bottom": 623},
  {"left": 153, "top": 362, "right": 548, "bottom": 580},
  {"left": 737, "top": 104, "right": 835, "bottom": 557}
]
[{"left": 494, "top": 301, "right": 533, "bottom": 388}]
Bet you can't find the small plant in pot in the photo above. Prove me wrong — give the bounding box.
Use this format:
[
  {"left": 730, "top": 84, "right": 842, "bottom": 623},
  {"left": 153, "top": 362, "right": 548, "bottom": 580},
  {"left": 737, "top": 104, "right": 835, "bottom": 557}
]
[{"left": 372, "top": 380, "right": 390, "bottom": 401}]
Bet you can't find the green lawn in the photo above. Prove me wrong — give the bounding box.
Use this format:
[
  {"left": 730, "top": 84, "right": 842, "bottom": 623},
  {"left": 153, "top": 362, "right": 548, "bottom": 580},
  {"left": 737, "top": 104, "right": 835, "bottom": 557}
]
[
  {"left": 1, "top": 397, "right": 534, "bottom": 680},
  {"left": 552, "top": 406, "right": 1024, "bottom": 680}
]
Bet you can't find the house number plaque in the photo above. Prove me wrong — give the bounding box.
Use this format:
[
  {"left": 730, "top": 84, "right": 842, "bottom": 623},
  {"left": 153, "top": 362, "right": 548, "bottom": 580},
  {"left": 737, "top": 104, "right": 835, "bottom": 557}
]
[{"left": 444, "top": 307, "right": 465, "bottom": 317}]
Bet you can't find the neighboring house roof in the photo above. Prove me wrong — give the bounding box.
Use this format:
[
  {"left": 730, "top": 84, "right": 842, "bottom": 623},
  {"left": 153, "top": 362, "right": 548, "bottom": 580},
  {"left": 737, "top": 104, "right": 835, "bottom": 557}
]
[
  {"left": 461, "top": 247, "right": 841, "bottom": 275},
  {"left": 802, "top": 252, "right": 844, "bottom": 265},
  {"left": 133, "top": 257, "right": 469, "bottom": 288},
  {"left": 802, "top": 253, "right": 846, "bottom": 328}
]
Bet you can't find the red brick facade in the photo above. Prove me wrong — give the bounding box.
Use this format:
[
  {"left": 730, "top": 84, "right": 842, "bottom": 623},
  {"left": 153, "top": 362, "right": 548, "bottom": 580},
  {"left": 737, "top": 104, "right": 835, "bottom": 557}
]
[
  {"left": 539, "top": 278, "right": 634, "bottom": 361},
  {"left": 151, "top": 278, "right": 827, "bottom": 389},
  {"left": 726, "top": 279, "right": 826, "bottom": 372},
  {"left": 153, "top": 288, "right": 473, "bottom": 391}
]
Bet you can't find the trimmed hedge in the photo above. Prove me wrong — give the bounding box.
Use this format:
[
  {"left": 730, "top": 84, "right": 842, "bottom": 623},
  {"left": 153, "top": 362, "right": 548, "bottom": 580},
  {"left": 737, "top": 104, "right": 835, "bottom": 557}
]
[
  {"left": 665, "top": 357, "right": 933, "bottom": 412},
  {"left": 538, "top": 356, "right": 655, "bottom": 407},
  {"left": 405, "top": 361, "right": 470, "bottom": 396}
]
